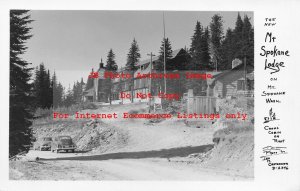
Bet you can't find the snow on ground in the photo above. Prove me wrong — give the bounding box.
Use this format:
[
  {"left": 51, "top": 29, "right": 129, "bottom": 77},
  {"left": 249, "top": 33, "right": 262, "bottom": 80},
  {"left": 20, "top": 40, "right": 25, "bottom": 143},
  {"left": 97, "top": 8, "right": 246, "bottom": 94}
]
[
  {"left": 87, "top": 102, "right": 215, "bottom": 152},
  {"left": 10, "top": 102, "right": 254, "bottom": 180}
]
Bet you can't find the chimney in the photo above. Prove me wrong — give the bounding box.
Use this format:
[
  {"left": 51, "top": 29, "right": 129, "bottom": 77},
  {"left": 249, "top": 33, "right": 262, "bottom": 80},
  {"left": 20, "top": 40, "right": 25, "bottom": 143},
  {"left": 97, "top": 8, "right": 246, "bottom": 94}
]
[
  {"left": 100, "top": 58, "right": 104, "bottom": 69},
  {"left": 232, "top": 58, "right": 242, "bottom": 69}
]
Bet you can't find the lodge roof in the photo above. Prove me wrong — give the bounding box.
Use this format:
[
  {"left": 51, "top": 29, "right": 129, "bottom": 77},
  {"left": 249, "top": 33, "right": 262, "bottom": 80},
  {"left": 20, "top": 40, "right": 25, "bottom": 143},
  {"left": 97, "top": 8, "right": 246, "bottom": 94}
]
[
  {"left": 213, "top": 63, "right": 254, "bottom": 81},
  {"left": 207, "top": 63, "right": 254, "bottom": 87},
  {"left": 135, "top": 48, "right": 183, "bottom": 67},
  {"left": 83, "top": 88, "right": 94, "bottom": 96}
]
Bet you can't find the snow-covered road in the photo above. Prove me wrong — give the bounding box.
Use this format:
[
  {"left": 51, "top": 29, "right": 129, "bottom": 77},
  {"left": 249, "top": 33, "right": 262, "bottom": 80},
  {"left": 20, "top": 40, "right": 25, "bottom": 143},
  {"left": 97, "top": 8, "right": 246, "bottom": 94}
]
[{"left": 11, "top": 150, "right": 247, "bottom": 180}]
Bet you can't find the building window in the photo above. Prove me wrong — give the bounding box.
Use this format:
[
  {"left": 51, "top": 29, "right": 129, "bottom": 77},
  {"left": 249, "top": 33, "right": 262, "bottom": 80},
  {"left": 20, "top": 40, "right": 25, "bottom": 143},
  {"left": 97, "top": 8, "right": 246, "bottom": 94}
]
[
  {"left": 135, "top": 79, "right": 140, "bottom": 89},
  {"left": 237, "top": 79, "right": 254, "bottom": 90},
  {"left": 247, "top": 80, "right": 254, "bottom": 90},
  {"left": 237, "top": 80, "right": 245, "bottom": 90}
]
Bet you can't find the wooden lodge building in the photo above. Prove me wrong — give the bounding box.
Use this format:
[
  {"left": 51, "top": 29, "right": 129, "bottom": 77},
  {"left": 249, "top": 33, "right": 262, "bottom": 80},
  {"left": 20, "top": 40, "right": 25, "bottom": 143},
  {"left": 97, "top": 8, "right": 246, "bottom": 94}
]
[
  {"left": 83, "top": 59, "right": 109, "bottom": 102},
  {"left": 206, "top": 61, "right": 254, "bottom": 98},
  {"left": 83, "top": 49, "right": 254, "bottom": 105},
  {"left": 83, "top": 48, "right": 191, "bottom": 104}
]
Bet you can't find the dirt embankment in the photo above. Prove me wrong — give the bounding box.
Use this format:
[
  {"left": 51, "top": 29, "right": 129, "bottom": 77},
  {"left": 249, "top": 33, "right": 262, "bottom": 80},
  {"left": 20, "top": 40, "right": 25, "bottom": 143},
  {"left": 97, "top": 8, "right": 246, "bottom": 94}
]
[
  {"left": 191, "top": 98, "right": 254, "bottom": 178},
  {"left": 73, "top": 119, "right": 128, "bottom": 153},
  {"left": 206, "top": 125, "right": 254, "bottom": 177},
  {"left": 31, "top": 117, "right": 129, "bottom": 154},
  {"left": 26, "top": 100, "right": 254, "bottom": 179},
  {"left": 170, "top": 97, "right": 255, "bottom": 178}
]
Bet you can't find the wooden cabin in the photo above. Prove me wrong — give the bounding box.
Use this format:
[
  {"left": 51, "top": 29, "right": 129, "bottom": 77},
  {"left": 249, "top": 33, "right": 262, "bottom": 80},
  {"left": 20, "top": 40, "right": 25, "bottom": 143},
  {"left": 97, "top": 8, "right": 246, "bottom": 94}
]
[{"left": 207, "top": 63, "right": 254, "bottom": 98}]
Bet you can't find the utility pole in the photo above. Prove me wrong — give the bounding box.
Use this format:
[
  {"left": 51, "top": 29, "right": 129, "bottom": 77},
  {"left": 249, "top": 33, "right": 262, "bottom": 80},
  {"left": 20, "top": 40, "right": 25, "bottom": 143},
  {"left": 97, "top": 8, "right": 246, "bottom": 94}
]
[
  {"left": 244, "top": 55, "right": 247, "bottom": 91},
  {"left": 147, "top": 52, "right": 155, "bottom": 113},
  {"left": 163, "top": 12, "right": 167, "bottom": 94}
]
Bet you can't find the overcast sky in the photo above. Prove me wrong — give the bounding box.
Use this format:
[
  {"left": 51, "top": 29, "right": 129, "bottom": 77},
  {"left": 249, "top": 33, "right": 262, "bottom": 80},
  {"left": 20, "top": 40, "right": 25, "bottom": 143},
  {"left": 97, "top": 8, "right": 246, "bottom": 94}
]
[{"left": 22, "top": 11, "right": 253, "bottom": 89}]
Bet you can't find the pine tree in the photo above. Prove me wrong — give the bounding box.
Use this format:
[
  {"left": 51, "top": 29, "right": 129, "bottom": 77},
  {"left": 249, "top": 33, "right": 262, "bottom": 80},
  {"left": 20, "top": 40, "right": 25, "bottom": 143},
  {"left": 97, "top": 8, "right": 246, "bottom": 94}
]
[
  {"left": 219, "top": 28, "right": 235, "bottom": 70},
  {"left": 209, "top": 14, "right": 223, "bottom": 70},
  {"left": 63, "top": 85, "right": 74, "bottom": 107},
  {"left": 232, "top": 13, "right": 244, "bottom": 59},
  {"left": 158, "top": 38, "right": 173, "bottom": 69},
  {"left": 33, "top": 63, "right": 52, "bottom": 108},
  {"left": 80, "top": 77, "right": 85, "bottom": 86},
  {"left": 189, "top": 21, "right": 203, "bottom": 70},
  {"left": 56, "top": 82, "right": 64, "bottom": 106},
  {"left": 33, "top": 64, "right": 44, "bottom": 107},
  {"left": 74, "top": 80, "right": 83, "bottom": 103},
  {"left": 72, "top": 82, "right": 78, "bottom": 103},
  {"left": 85, "top": 68, "right": 95, "bottom": 91},
  {"left": 105, "top": 49, "right": 118, "bottom": 105},
  {"left": 196, "top": 27, "right": 211, "bottom": 94},
  {"left": 158, "top": 38, "right": 173, "bottom": 63},
  {"left": 80, "top": 77, "right": 85, "bottom": 102},
  {"left": 126, "top": 38, "right": 141, "bottom": 102},
  {"left": 231, "top": 14, "right": 254, "bottom": 65},
  {"left": 200, "top": 27, "right": 210, "bottom": 69},
  {"left": 219, "top": 13, "right": 253, "bottom": 70},
  {"left": 70, "top": 79, "right": 85, "bottom": 104},
  {"left": 45, "top": 69, "right": 53, "bottom": 108},
  {"left": 188, "top": 23, "right": 211, "bottom": 95},
  {"left": 126, "top": 38, "right": 140, "bottom": 71},
  {"left": 9, "top": 10, "right": 33, "bottom": 157},
  {"left": 156, "top": 37, "right": 173, "bottom": 94},
  {"left": 52, "top": 72, "right": 61, "bottom": 107},
  {"left": 241, "top": 15, "right": 254, "bottom": 66},
  {"left": 106, "top": 49, "right": 118, "bottom": 71},
  {"left": 52, "top": 72, "right": 65, "bottom": 107},
  {"left": 190, "top": 22, "right": 211, "bottom": 70},
  {"left": 234, "top": 13, "right": 244, "bottom": 40}
]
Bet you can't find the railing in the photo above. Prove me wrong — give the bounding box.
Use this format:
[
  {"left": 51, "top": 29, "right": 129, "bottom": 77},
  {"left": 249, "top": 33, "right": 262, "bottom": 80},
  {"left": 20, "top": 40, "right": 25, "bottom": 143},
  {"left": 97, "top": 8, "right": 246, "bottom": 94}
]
[
  {"left": 187, "top": 96, "right": 217, "bottom": 114},
  {"left": 237, "top": 90, "right": 254, "bottom": 97}
]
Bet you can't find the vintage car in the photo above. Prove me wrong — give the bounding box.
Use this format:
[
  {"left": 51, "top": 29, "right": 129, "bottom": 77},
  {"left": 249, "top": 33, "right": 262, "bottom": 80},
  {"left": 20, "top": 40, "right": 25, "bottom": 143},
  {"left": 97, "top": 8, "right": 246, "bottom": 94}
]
[
  {"left": 34, "top": 137, "right": 53, "bottom": 151},
  {"left": 51, "top": 136, "right": 76, "bottom": 153}
]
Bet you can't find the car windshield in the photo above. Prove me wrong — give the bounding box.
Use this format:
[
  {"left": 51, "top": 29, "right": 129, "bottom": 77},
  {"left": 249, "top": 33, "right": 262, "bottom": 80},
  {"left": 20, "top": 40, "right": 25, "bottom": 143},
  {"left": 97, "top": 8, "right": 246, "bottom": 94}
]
[
  {"left": 58, "top": 136, "right": 73, "bottom": 145},
  {"left": 59, "top": 136, "right": 71, "bottom": 140},
  {"left": 43, "top": 137, "right": 52, "bottom": 141}
]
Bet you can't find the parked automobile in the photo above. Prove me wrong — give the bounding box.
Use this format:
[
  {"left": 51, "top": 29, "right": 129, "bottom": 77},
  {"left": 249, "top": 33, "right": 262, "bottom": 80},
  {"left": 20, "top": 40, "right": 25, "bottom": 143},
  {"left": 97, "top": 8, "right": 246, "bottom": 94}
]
[
  {"left": 51, "top": 136, "right": 76, "bottom": 153},
  {"left": 34, "top": 137, "right": 53, "bottom": 151}
]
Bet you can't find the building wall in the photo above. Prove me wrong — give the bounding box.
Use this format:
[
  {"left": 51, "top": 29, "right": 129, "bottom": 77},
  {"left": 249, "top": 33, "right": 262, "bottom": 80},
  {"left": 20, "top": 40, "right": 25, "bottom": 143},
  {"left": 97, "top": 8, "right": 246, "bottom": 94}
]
[
  {"left": 213, "top": 71, "right": 254, "bottom": 98},
  {"left": 213, "top": 81, "right": 224, "bottom": 98},
  {"left": 95, "top": 48, "right": 189, "bottom": 104},
  {"left": 213, "top": 80, "right": 239, "bottom": 98},
  {"left": 93, "top": 77, "right": 98, "bottom": 102},
  {"left": 134, "top": 78, "right": 149, "bottom": 89}
]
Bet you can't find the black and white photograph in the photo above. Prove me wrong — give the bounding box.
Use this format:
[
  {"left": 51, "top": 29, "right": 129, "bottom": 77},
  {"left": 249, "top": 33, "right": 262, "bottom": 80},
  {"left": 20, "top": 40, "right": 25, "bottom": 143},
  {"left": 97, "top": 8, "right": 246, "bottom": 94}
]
[
  {"left": 2, "top": 0, "right": 300, "bottom": 191},
  {"left": 8, "top": 10, "right": 254, "bottom": 180}
]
